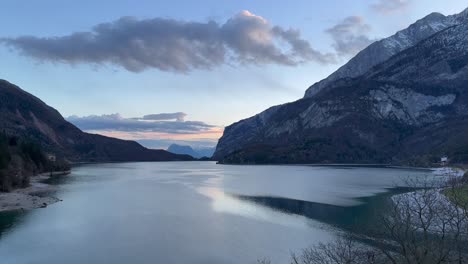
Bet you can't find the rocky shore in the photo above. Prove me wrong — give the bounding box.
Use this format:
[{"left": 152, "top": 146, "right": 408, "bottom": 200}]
[
  {"left": 0, "top": 171, "right": 70, "bottom": 212},
  {"left": 389, "top": 167, "right": 467, "bottom": 233}
]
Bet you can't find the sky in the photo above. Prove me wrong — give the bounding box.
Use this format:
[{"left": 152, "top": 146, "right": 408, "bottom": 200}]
[{"left": 0, "top": 0, "right": 467, "bottom": 149}]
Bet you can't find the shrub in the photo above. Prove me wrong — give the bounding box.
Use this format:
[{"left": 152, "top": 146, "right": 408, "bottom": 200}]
[{"left": 463, "top": 171, "right": 468, "bottom": 184}]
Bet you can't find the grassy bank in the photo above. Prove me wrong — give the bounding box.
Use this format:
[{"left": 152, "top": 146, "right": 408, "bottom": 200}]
[
  {"left": 442, "top": 171, "right": 468, "bottom": 207},
  {"left": 443, "top": 185, "right": 468, "bottom": 207}
]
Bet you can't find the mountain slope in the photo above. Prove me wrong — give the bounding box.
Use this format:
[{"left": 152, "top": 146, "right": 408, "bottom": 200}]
[
  {"left": 0, "top": 80, "right": 194, "bottom": 162},
  {"left": 213, "top": 15, "right": 468, "bottom": 165},
  {"left": 304, "top": 8, "right": 468, "bottom": 98}
]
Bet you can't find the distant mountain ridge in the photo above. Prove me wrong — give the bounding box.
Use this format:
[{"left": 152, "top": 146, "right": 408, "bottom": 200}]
[
  {"left": 214, "top": 8, "right": 468, "bottom": 165},
  {"left": 0, "top": 80, "right": 194, "bottom": 162},
  {"left": 167, "top": 144, "right": 214, "bottom": 158}
]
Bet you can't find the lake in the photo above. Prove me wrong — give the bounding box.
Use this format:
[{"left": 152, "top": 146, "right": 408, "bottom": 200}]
[{"left": 0, "top": 162, "right": 432, "bottom": 264}]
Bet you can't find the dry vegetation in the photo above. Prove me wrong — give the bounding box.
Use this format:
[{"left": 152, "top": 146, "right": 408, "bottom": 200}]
[{"left": 259, "top": 173, "right": 468, "bottom": 264}]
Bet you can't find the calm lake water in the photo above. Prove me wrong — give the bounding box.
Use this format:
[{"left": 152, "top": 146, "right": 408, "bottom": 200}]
[{"left": 0, "top": 162, "right": 432, "bottom": 264}]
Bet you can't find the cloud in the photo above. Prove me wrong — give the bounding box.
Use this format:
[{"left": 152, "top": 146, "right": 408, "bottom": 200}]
[
  {"left": 272, "top": 27, "right": 336, "bottom": 64},
  {"left": 0, "top": 10, "right": 334, "bottom": 73},
  {"left": 371, "top": 0, "right": 411, "bottom": 14},
  {"left": 141, "top": 112, "right": 186, "bottom": 122},
  {"left": 326, "top": 16, "right": 375, "bottom": 57},
  {"left": 67, "top": 113, "right": 216, "bottom": 134},
  {"left": 93, "top": 130, "right": 223, "bottom": 142}
]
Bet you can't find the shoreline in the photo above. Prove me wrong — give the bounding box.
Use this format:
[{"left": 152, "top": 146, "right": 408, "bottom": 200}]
[
  {"left": 390, "top": 166, "right": 467, "bottom": 232},
  {"left": 0, "top": 170, "right": 70, "bottom": 213},
  {"left": 217, "top": 162, "right": 449, "bottom": 171}
]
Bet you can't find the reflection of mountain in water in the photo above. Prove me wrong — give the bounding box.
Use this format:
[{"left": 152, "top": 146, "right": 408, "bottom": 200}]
[
  {"left": 232, "top": 187, "right": 414, "bottom": 232},
  {"left": 0, "top": 211, "right": 24, "bottom": 238}
]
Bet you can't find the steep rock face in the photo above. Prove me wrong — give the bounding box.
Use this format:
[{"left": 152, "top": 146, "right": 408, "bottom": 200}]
[
  {"left": 304, "top": 8, "right": 468, "bottom": 98},
  {"left": 213, "top": 18, "right": 468, "bottom": 165},
  {"left": 369, "top": 87, "right": 456, "bottom": 125},
  {"left": 214, "top": 105, "right": 282, "bottom": 159},
  {"left": 0, "top": 80, "right": 194, "bottom": 162}
]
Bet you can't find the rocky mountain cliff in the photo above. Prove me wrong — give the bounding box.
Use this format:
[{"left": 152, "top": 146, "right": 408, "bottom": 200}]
[
  {"left": 304, "top": 8, "right": 468, "bottom": 98},
  {"left": 214, "top": 10, "right": 468, "bottom": 165},
  {"left": 0, "top": 80, "right": 194, "bottom": 162}
]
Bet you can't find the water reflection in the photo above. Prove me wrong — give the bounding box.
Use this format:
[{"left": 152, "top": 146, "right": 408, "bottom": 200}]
[
  {"left": 0, "top": 211, "right": 26, "bottom": 238},
  {"left": 199, "top": 186, "right": 416, "bottom": 234},
  {"left": 0, "top": 174, "right": 75, "bottom": 238},
  {"left": 198, "top": 187, "right": 324, "bottom": 229}
]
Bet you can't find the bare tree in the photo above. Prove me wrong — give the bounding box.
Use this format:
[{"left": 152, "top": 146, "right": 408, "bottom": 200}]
[
  {"left": 262, "top": 173, "right": 468, "bottom": 264},
  {"left": 289, "top": 236, "right": 385, "bottom": 264},
  {"left": 257, "top": 258, "right": 272, "bottom": 264},
  {"left": 378, "top": 176, "right": 467, "bottom": 264}
]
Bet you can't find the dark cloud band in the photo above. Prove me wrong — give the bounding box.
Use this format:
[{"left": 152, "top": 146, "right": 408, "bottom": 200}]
[
  {"left": 67, "top": 113, "right": 215, "bottom": 134},
  {"left": 141, "top": 112, "right": 187, "bottom": 122}
]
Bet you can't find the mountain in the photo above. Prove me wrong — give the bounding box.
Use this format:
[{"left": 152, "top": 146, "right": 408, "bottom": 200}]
[
  {"left": 304, "top": 8, "right": 468, "bottom": 98},
  {"left": 0, "top": 80, "right": 194, "bottom": 162},
  {"left": 167, "top": 144, "right": 215, "bottom": 158},
  {"left": 213, "top": 9, "right": 468, "bottom": 165}
]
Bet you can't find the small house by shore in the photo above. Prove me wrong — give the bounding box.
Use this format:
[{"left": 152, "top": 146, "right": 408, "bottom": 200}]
[
  {"left": 441, "top": 156, "right": 449, "bottom": 166},
  {"left": 46, "top": 153, "right": 56, "bottom": 162}
]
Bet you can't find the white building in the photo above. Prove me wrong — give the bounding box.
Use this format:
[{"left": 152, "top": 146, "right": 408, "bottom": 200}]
[
  {"left": 441, "top": 156, "right": 448, "bottom": 165},
  {"left": 47, "top": 153, "right": 56, "bottom": 162}
]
